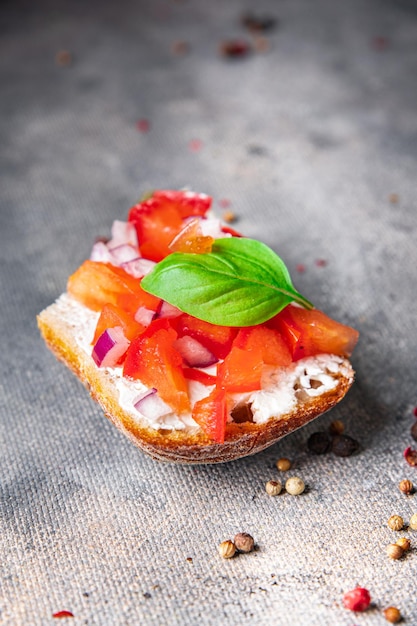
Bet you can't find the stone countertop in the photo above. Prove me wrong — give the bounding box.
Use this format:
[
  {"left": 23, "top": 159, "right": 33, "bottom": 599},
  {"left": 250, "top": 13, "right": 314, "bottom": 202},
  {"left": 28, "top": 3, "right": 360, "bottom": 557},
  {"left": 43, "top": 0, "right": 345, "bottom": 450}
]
[{"left": 1, "top": 0, "right": 417, "bottom": 624}]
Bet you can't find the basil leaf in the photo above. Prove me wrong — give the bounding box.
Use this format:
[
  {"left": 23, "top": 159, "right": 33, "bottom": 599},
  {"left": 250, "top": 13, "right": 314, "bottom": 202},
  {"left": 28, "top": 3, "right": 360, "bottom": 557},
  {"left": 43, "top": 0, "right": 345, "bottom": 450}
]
[{"left": 141, "top": 238, "right": 313, "bottom": 326}]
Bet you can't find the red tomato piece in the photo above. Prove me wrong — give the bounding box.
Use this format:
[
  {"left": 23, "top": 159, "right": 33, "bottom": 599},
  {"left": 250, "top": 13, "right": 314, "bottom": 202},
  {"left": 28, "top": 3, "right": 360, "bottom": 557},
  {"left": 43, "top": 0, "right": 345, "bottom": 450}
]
[
  {"left": 128, "top": 198, "right": 184, "bottom": 262},
  {"left": 152, "top": 190, "right": 211, "bottom": 218},
  {"left": 269, "top": 305, "right": 359, "bottom": 360},
  {"left": 123, "top": 318, "right": 190, "bottom": 414},
  {"left": 93, "top": 303, "right": 145, "bottom": 345},
  {"left": 234, "top": 326, "right": 292, "bottom": 367},
  {"left": 169, "top": 218, "right": 214, "bottom": 254},
  {"left": 218, "top": 345, "right": 263, "bottom": 393},
  {"left": 192, "top": 387, "right": 228, "bottom": 443},
  {"left": 183, "top": 368, "right": 217, "bottom": 386},
  {"left": 174, "top": 314, "right": 238, "bottom": 360},
  {"left": 67, "top": 260, "right": 161, "bottom": 314}
]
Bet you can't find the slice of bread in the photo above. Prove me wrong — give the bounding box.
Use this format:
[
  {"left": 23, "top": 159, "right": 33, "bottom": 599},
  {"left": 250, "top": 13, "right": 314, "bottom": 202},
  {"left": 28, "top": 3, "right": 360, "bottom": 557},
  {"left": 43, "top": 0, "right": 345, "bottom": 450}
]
[{"left": 38, "top": 293, "right": 355, "bottom": 464}]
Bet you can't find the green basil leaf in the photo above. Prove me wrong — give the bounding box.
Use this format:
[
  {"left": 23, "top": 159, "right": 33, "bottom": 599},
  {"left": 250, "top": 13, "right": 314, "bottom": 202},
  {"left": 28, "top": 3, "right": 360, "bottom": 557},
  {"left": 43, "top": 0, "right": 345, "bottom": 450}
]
[{"left": 141, "top": 238, "right": 313, "bottom": 326}]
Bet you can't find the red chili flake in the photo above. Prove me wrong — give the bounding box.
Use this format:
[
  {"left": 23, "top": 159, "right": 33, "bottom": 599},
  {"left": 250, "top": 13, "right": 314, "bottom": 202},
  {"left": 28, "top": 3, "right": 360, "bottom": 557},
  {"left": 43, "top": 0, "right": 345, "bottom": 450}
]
[
  {"left": 404, "top": 446, "right": 417, "bottom": 467},
  {"left": 52, "top": 610, "right": 74, "bottom": 619},
  {"left": 136, "top": 119, "right": 150, "bottom": 133},
  {"left": 188, "top": 138, "right": 203, "bottom": 152},
  {"left": 342, "top": 587, "right": 371, "bottom": 612},
  {"left": 296, "top": 264, "right": 306, "bottom": 273},
  {"left": 371, "top": 36, "right": 390, "bottom": 51},
  {"left": 219, "top": 39, "right": 251, "bottom": 58},
  {"left": 315, "top": 258, "right": 327, "bottom": 267}
]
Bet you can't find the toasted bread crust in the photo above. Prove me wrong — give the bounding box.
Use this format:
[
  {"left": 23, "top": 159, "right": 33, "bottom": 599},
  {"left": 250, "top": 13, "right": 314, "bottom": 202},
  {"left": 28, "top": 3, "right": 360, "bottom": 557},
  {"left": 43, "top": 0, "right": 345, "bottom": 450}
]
[{"left": 38, "top": 298, "right": 355, "bottom": 464}]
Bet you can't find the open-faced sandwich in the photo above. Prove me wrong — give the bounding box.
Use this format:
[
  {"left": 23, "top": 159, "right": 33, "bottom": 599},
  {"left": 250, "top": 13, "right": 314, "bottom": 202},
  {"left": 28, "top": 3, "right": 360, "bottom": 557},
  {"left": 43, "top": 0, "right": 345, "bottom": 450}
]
[{"left": 38, "top": 190, "right": 359, "bottom": 464}]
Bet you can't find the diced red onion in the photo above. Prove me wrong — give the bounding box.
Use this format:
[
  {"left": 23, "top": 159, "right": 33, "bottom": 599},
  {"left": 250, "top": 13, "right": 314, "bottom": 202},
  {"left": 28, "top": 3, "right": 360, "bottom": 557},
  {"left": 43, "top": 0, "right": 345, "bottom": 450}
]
[
  {"left": 120, "top": 257, "right": 156, "bottom": 278},
  {"left": 90, "top": 241, "right": 113, "bottom": 263},
  {"left": 134, "top": 306, "right": 156, "bottom": 326},
  {"left": 108, "top": 243, "right": 139, "bottom": 264},
  {"left": 200, "top": 217, "right": 231, "bottom": 239},
  {"left": 134, "top": 388, "right": 172, "bottom": 420},
  {"left": 110, "top": 220, "right": 138, "bottom": 248},
  {"left": 157, "top": 301, "right": 182, "bottom": 319},
  {"left": 174, "top": 335, "right": 218, "bottom": 368},
  {"left": 92, "top": 326, "right": 130, "bottom": 367}
]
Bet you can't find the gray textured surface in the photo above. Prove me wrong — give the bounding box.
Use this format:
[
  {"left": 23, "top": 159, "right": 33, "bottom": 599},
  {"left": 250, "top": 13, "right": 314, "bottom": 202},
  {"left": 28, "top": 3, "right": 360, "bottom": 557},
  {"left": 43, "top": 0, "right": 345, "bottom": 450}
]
[{"left": 1, "top": 0, "right": 417, "bottom": 624}]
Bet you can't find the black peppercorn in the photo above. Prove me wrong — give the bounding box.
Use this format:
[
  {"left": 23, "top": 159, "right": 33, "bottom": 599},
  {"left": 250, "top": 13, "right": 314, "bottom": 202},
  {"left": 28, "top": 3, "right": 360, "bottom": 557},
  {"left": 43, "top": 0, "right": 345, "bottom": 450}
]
[
  {"left": 331, "top": 434, "right": 359, "bottom": 457},
  {"left": 307, "top": 431, "right": 331, "bottom": 454}
]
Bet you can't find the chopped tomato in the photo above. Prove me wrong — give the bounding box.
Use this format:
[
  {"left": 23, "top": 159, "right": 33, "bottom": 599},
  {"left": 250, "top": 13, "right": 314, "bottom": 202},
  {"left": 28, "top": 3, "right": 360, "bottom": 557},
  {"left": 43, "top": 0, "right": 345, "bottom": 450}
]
[
  {"left": 173, "top": 314, "right": 237, "bottom": 360},
  {"left": 128, "top": 198, "right": 184, "bottom": 262},
  {"left": 169, "top": 218, "right": 214, "bottom": 254},
  {"left": 123, "top": 318, "right": 190, "bottom": 414},
  {"left": 218, "top": 345, "right": 262, "bottom": 393},
  {"left": 93, "top": 303, "right": 145, "bottom": 345},
  {"left": 192, "top": 387, "right": 228, "bottom": 443},
  {"left": 183, "top": 368, "right": 217, "bottom": 386},
  {"left": 234, "top": 326, "right": 292, "bottom": 367},
  {"left": 269, "top": 305, "right": 359, "bottom": 360},
  {"left": 67, "top": 260, "right": 161, "bottom": 314},
  {"left": 151, "top": 190, "right": 211, "bottom": 218}
]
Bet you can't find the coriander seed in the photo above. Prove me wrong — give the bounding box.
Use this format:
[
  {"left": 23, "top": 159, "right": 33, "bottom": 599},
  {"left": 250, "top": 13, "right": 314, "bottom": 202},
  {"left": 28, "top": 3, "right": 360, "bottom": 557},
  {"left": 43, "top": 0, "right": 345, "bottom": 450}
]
[
  {"left": 329, "top": 419, "right": 345, "bottom": 435},
  {"left": 386, "top": 543, "right": 404, "bottom": 560},
  {"left": 396, "top": 537, "right": 411, "bottom": 551},
  {"left": 234, "top": 532, "right": 255, "bottom": 553},
  {"left": 218, "top": 540, "right": 236, "bottom": 559},
  {"left": 409, "top": 513, "right": 417, "bottom": 530},
  {"left": 387, "top": 515, "right": 404, "bottom": 531},
  {"left": 383, "top": 606, "right": 402, "bottom": 623},
  {"left": 265, "top": 480, "right": 282, "bottom": 496},
  {"left": 398, "top": 479, "right": 413, "bottom": 495},
  {"left": 276, "top": 457, "right": 291, "bottom": 471},
  {"left": 285, "top": 476, "right": 305, "bottom": 496}
]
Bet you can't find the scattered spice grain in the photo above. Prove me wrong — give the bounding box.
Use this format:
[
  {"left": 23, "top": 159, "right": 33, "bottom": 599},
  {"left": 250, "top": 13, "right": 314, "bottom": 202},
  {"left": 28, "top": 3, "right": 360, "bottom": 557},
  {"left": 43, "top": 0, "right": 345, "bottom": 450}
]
[
  {"left": 396, "top": 537, "right": 411, "bottom": 551},
  {"left": 52, "top": 611, "right": 74, "bottom": 619},
  {"left": 387, "top": 515, "right": 404, "bottom": 531},
  {"left": 265, "top": 480, "right": 282, "bottom": 496},
  {"left": 331, "top": 434, "right": 359, "bottom": 457},
  {"left": 409, "top": 513, "right": 417, "bottom": 530},
  {"left": 329, "top": 419, "right": 345, "bottom": 435},
  {"left": 404, "top": 446, "right": 417, "bottom": 466},
  {"left": 276, "top": 457, "right": 292, "bottom": 472},
  {"left": 222, "top": 210, "right": 236, "bottom": 223},
  {"left": 398, "top": 479, "right": 413, "bottom": 495},
  {"left": 383, "top": 606, "right": 402, "bottom": 623},
  {"left": 307, "top": 431, "right": 331, "bottom": 454},
  {"left": 386, "top": 543, "right": 404, "bottom": 559},
  {"left": 234, "top": 532, "right": 255, "bottom": 553},
  {"left": 285, "top": 476, "right": 305, "bottom": 496},
  {"left": 342, "top": 587, "right": 371, "bottom": 612},
  {"left": 218, "top": 540, "right": 236, "bottom": 559}
]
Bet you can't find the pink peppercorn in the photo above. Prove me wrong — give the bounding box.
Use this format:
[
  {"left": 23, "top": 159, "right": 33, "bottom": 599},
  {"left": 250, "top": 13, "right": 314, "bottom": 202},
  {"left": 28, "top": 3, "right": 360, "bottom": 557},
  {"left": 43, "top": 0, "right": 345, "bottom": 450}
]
[{"left": 342, "top": 587, "right": 371, "bottom": 612}]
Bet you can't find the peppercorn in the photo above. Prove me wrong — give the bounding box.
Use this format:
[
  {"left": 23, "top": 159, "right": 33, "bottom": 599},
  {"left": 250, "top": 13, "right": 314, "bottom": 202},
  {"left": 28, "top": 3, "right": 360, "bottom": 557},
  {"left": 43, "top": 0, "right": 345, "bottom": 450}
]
[
  {"left": 383, "top": 606, "right": 402, "bottom": 623},
  {"left": 387, "top": 515, "right": 404, "bottom": 531},
  {"left": 234, "top": 532, "right": 255, "bottom": 553},
  {"left": 411, "top": 420, "right": 417, "bottom": 441},
  {"left": 265, "top": 480, "right": 282, "bottom": 496},
  {"left": 329, "top": 419, "right": 345, "bottom": 435},
  {"left": 285, "top": 476, "right": 305, "bottom": 496},
  {"left": 307, "top": 431, "right": 331, "bottom": 454},
  {"left": 342, "top": 587, "right": 371, "bottom": 612},
  {"left": 386, "top": 543, "right": 404, "bottom": 560},
  {"left": 276, "top": 457, "right": 291, "bottom": 471},
  {"left": 331, "top": 434, "right": 359, "bottom": 457},
  {"left": 218, "top": 540, "right": 236, "bottom": 559},
  {"left": 404, "top": 446, "right": 417, "bottom": 466},
  {"left": 396, "top": 537, "right": 411, "bottom": 551},
  {"left": 409, "top": 513, "right": 417, "bottom": 530},
  {"left": 398, "top": 479, "right": 413, "bottom": 495}
]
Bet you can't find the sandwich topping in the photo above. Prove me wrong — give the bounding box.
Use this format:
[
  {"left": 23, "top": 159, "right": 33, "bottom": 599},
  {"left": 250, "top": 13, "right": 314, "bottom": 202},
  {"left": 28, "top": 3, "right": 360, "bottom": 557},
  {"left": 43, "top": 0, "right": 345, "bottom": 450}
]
[{"left": 65, "top": 190, "right": 359, "bottom": 443}]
